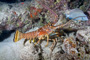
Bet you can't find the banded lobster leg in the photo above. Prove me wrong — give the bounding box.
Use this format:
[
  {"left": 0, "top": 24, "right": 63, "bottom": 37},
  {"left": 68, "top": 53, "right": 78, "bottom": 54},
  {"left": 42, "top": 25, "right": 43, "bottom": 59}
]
[
  {"left": 23, "top": 38, "right": 35, "bottom": 45},
  {"left": 34, "top": 35, "right": 43, "bottom": 46},
  {"left": 34, "top": 34, "right": 49, "bottom": 47},
  {"left": 45, "top": 34, "right": 49, "bottom": 47}
]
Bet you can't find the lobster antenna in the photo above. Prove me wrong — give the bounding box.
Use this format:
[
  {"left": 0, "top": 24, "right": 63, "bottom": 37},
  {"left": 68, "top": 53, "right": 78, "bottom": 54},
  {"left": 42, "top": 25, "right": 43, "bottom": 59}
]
[{"left": 70, "top": 16, "right": 87, "bottom": 21}]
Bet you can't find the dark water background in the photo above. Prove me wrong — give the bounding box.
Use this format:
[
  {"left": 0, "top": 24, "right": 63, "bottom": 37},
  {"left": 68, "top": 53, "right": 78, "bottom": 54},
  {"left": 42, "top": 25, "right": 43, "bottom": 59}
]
[
  {"left": 0, "top": 30, "right": 15, "bottom": 42},
  {"left": 0, "top": 0, "right": 26, "bottom": 3}
]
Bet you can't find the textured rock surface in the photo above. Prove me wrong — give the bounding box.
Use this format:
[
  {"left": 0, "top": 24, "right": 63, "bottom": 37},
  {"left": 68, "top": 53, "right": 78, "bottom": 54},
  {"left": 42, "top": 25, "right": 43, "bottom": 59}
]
[
  {"left": 76, "top": 27, "right": 90, "bottom": 43},
  {"left": 20, "top": 43, "right": 40, "bottom": 60},
  {"left": 0, "top": 0, "right": 41, "bottom": 32}
]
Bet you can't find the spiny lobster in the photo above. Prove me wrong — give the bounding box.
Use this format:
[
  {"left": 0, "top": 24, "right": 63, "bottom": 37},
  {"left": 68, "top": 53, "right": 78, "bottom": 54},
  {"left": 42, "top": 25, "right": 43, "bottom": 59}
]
[{"left": 14, "top": 20, "right": 72, "bottom": 47}]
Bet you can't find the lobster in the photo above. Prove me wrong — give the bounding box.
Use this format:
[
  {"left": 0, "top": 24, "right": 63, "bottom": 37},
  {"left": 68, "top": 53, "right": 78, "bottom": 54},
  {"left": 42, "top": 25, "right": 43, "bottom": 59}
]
[{"left": 14, "top": 20, "right": 72, "bottom": 47}]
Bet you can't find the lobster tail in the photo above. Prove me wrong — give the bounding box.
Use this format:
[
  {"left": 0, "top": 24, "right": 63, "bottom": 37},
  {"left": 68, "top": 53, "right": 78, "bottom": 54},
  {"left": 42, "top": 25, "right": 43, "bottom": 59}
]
[{"left": 14, "top": 30, "right": 22, "bottom": 42}]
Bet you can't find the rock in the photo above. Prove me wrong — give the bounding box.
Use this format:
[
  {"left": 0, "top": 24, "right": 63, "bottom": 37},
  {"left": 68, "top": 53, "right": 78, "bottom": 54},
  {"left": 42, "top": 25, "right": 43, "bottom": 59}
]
[
  {"left": 65, "top": 8, "right": 88, "bottom": 21},
  {"left": 61, "top": 36, "right": 78, "bottom": 55},
  {"left": 20, "top": 43, "right": 40, "bottom": 60},
  {"left": 40, "top": 40, "right": 61, "bottom": 60},
  {"left": 76, "top": 27, "right": 90, "bottom": 43},
  {"left": 0, "top": 38, "right": 41, "bottom": 60}
]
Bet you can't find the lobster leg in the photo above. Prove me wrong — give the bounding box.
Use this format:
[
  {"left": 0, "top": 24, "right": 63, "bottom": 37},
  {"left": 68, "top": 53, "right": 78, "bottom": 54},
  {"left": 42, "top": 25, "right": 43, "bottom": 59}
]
[
  {"left": 45, "top": 34, "right": 49, "bottom": 47},
  {"left": 50, "top": 39, "right": 55, "bottom": 49},
  {"left": 33, "top": 39, "right": 35, "bottom": 43},
  {"left": 29, "top": 40, "right": 31, "bottom": 43},
  {"left": 50, "top": 38, "right": 57, "bottom": 51},
  {"left": 34, "top": 36, "right": 42, "bottom": 46},
  {"left": 52, "top": 39, "right": 56, "bottom": 46},
  {"left": 23, "top": 39, "right": 28, "bottom": 46}
]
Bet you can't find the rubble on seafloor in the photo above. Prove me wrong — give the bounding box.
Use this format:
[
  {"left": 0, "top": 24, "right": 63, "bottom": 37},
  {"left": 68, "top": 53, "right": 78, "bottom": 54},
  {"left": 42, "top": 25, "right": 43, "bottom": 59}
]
[{"left": 0, "top": 0, "right": 90, "bottom": 60}]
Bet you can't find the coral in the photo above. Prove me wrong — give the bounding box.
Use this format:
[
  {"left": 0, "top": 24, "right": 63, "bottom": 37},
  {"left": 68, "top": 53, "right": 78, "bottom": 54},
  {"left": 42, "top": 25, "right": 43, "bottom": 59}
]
[
  {"left": 61, "top": 33, "right": 78, "bottom": 55},
  {"left": 35, "top": 0, "right": 69, "bottom": 23},
  {"left": 0, "top": 1, "right": 43, "bottom": 33},
  {"left": 68, "top": 0, "right": 90, "bottom": 12}
]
